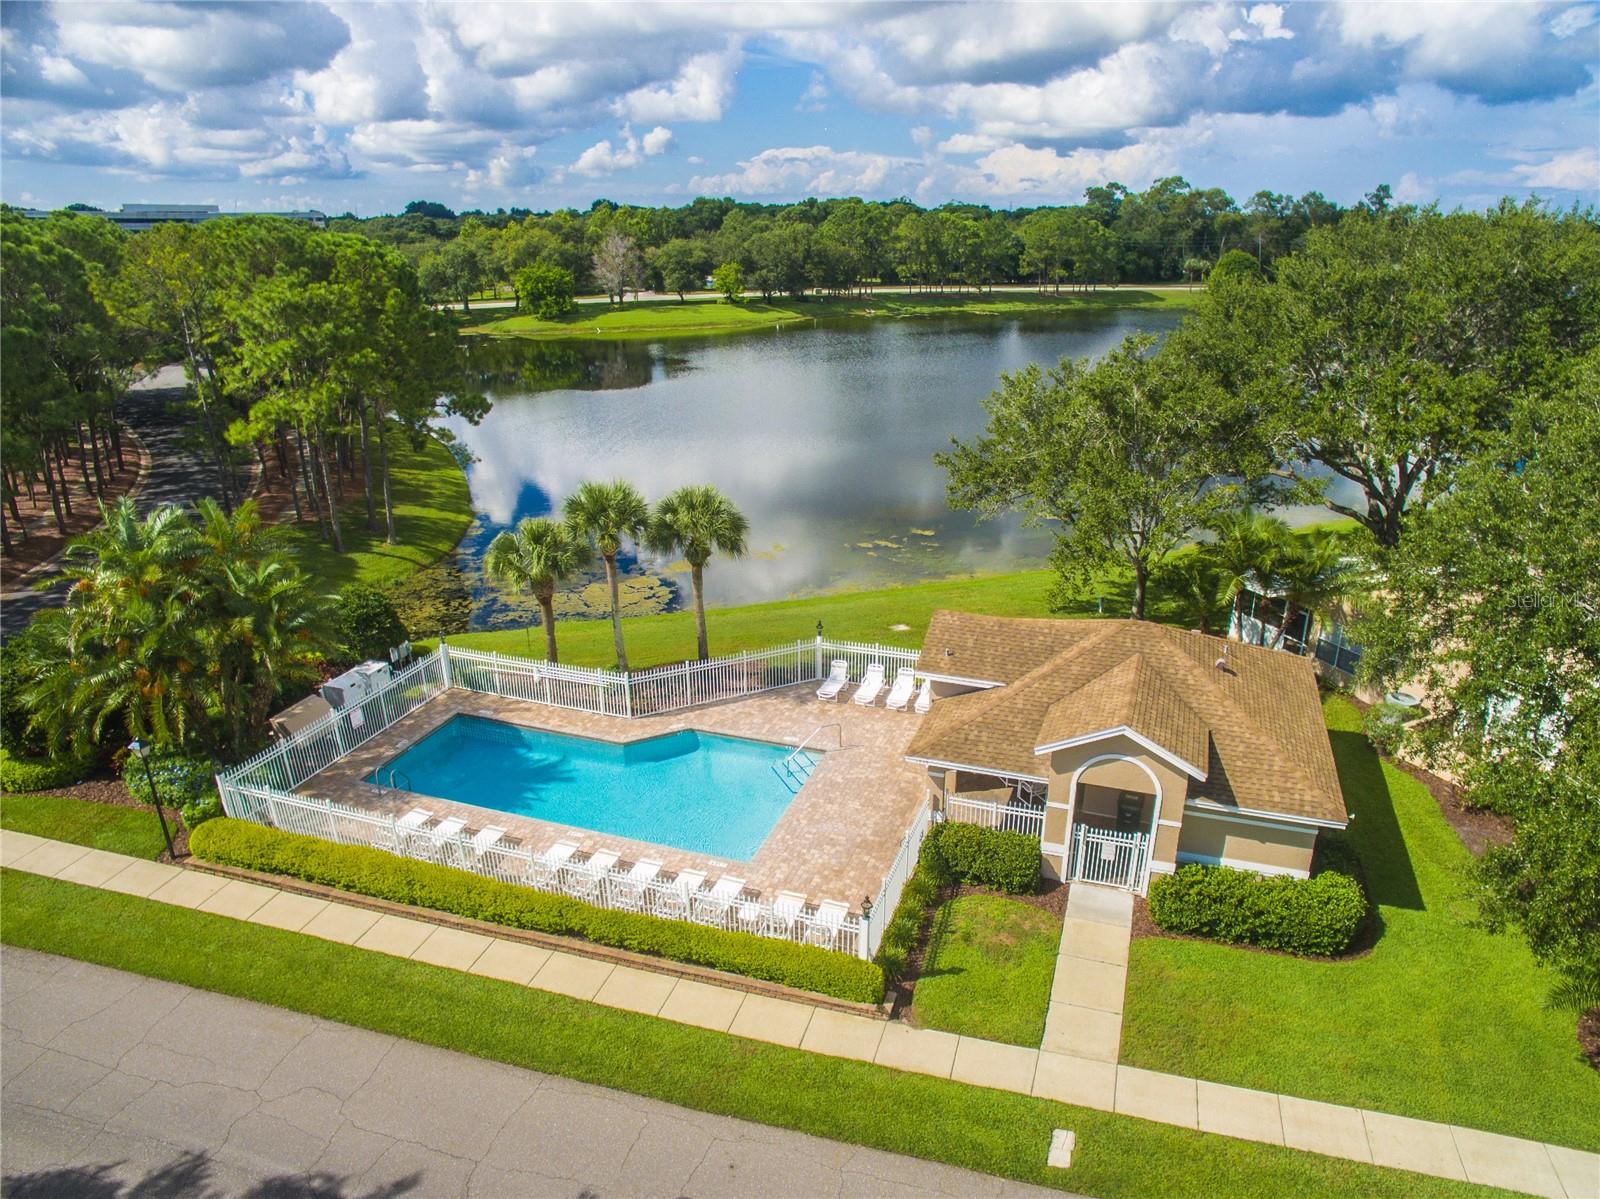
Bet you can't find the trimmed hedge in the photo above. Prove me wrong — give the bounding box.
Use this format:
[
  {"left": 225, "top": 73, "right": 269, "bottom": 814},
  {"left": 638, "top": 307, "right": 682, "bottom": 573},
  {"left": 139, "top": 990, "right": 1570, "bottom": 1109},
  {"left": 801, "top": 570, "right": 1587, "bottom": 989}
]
[
  {"left": 189, "top": 819, "right": 884, "bottom": 1004},
  {"left": 0, "top": 747, "right": 91, "bottom": 794},
  {"left": 926, "top": 821, "right": 1040, "bottom": 894},
  {"left": 1146, "top": 862, "right": 1368, "bottom": 957},
  {"left": 873, "top": 837, "right": 952, "bottom": 981}
]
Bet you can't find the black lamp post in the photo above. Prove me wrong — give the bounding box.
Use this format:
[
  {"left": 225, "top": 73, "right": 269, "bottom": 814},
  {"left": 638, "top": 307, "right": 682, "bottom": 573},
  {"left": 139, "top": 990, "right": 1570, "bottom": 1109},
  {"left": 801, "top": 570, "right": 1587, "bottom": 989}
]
[{"left": 129, "top": 739, "right": 176, "bottom": 859}]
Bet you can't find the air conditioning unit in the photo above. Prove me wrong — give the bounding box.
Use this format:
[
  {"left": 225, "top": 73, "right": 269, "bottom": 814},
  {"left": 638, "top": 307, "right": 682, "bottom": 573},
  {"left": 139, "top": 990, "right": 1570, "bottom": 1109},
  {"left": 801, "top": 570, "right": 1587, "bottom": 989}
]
[{"left": 320, "top": 660, "right": 392, "bottom": 710}]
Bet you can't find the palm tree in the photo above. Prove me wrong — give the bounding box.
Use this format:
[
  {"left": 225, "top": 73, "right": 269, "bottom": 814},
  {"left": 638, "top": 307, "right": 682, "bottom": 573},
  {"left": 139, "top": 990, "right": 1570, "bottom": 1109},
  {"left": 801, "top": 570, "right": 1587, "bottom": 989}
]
[
  {"left": 1268, "top": 531, "right": 1354, "bottom": 652},
  {"left": 1154, "top": 552, "right": 1228, "bottom": 635},
  {"left": 214, "top": 556, "right": 334, "bottom": 752},
  {"left": 647, "top": 485, "right": 750, "bottom": 661},
  {"left": 1204, "top": 508, "right": 1291, "bottom": 640},
  {"left": 483, "top": 517, "right": 592, "bottom": 663},
  {"left": 563, "top": 480, "right": 649, "bottom": 670}
]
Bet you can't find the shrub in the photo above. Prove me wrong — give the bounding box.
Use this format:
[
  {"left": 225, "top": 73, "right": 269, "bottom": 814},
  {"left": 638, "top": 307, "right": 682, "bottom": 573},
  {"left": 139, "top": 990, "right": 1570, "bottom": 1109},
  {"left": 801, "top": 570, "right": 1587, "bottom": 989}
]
[
  {"left": 0, "top": 747, "right": 90, "bottom": 793},
  {"left": 925, "top": 822, "right": 1040, "bottom": 894},
  {"left": 0, "top": 630, "right": 45, "bottom": 756},
  {"left": 190, "top": 819, "right": 884, "bottom": 1004},
  {"left": 1362, "top": 702, "right": 1415, "bottom": 756},
  {"left": 122, "top": 751, "right": 222, "bottom": 827},
  {"left": 514, "top": 263, "right": 576, "bottom": 319},
  {"left": 1147, "top": 863, "right": 1367, "bottom": 956},
  {"left": 334, "top": 584, "right": 408, "bottom": 666},
  {"left": 873, "top": 837, "right": 951, "bottom": 981}
]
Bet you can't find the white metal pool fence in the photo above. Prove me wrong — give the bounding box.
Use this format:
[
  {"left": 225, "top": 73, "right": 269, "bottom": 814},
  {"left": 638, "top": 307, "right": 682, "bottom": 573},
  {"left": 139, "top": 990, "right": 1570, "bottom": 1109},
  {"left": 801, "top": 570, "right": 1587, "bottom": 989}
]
[
  {"left": 219, "top": 638, "right": 920, "bottom": 797},
  {"left": 214, "top": 636, "right": 928, "bottom": 961},
  {"left": 220, "top": 782, "right": 940, "bottom": 962},
  {"left": 944, "top": 793, "right": 1047, "bottom": 838}
]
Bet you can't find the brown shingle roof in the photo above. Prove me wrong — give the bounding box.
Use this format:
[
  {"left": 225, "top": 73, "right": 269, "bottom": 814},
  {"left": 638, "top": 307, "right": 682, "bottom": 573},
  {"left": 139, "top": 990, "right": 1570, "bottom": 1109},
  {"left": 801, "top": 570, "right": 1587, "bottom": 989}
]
[{"left": 905, "top": 611, "right": 1345, "bottom": 825}]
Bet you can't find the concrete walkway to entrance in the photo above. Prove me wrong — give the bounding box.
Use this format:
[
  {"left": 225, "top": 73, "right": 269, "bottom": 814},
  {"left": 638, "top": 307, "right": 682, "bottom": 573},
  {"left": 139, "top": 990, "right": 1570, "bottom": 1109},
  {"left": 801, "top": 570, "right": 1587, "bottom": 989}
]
[
  {"left": 2, "top": 946, "right": 1063, "bottom": 1199},
  {"left": 1043, "top": 885, "right": 1132, "bottom": 1063},
  {"left": 5, "top": 831, "right": 1596, "bottom": 1199}
]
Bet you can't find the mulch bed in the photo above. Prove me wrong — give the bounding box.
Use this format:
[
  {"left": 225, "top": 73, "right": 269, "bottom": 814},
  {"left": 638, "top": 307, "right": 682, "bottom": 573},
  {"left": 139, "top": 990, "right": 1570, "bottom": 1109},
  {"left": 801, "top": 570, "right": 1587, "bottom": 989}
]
[
  {"left": 1578, "top": 1008, "right": 1600, "bottom": 1073},
  {"left": 18, "top": 771, "right": 191, "bottom": 861}
]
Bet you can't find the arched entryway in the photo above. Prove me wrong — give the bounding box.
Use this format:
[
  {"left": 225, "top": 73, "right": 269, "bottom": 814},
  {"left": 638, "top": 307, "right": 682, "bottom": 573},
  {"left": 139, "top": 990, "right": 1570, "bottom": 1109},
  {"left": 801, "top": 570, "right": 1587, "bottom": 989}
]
[{"left": 1065, "top": 753, "right": 1161, "bottom": 891}]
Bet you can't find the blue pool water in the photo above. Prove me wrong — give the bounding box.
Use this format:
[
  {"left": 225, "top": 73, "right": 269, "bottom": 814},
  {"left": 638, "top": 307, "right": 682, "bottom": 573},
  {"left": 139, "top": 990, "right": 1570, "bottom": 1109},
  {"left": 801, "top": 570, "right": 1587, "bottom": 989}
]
[{"left": 368, "top": 716, "right": 805, "bottom": 860}]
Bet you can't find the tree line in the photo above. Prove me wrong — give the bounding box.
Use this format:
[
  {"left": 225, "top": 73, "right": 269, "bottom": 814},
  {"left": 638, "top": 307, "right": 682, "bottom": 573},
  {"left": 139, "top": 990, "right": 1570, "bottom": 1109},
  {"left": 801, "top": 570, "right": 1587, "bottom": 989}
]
[
  {"left": 941, "top": 198, "right": 1600, "bottom": 1016},
  {"left": 0, "top": 208, "right": 486, "bottom": 557},
  {"left": 350, "top": 178, "right": 1385, "bottom": 311}
]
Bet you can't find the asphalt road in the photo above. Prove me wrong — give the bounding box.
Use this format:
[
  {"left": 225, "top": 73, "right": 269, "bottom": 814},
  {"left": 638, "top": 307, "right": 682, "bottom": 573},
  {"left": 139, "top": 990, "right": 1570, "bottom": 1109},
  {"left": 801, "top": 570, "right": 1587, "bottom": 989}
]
[
  {"left": 0, "top": 367, "right": 227, "bottom": 638},
  {"left": 1, "top": 946, "right": 1066, "bottom": 1199}
]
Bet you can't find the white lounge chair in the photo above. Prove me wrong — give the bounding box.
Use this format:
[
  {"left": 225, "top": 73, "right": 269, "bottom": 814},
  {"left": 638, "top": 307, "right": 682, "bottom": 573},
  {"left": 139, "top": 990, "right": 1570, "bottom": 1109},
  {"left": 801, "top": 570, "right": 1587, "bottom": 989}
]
[
  {"left": 564, "top": 848, "right": 620, "bottom": 902},
  {"left": 656, "top": 868, "right": 706, "bottom": 920},
  {"left": 613, "top": 859, "right": 663, "bottom": 912},
  {"left": 391, "top": 807, "right": 432, "bottom": 854},
  {"left": 816, "top": 659, "right": 849, "bottom": 701},
  {"left": 767, "top": 890, "right": 808, "bottom": 938},
  {"left": 424, "top": 816, "right": 465, "bottom": 865},
  {"left": 526, "top": 839, "right": 578, "bottom": 891},
  {"left": 914, "top": 677, "right": 933, "bottom": 714},
  {"left": 470, "top": 825, "right": 507, "bottom": 870},
  {"left": 852, "top": 662, "right": 886, "bottom": 706},
  {"left": 884, "top": 667, "right": 916, "bottom": 711},
  {"left": 693, "top": 875, "right": 746, "bottom": 926},
  {"left": 806, "top": 899, "right": 851, "bottom": 950}
]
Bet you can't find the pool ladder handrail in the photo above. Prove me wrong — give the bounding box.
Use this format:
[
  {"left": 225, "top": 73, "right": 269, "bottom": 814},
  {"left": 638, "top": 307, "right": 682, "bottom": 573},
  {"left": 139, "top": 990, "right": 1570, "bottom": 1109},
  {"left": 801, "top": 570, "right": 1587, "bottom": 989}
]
[
  {"left": 384, "top": 768, "right": 413, "bottom": 792},
  {"left": 772, "top": 723, "right": 840, "bottom": 789}
]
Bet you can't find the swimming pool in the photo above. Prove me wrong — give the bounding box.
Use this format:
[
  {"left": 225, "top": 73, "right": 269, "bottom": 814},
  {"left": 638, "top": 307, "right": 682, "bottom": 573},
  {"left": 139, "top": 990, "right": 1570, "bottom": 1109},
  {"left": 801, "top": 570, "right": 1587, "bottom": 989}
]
[{"left": 368, "top": 716, "right": 806, "bottom": 860}]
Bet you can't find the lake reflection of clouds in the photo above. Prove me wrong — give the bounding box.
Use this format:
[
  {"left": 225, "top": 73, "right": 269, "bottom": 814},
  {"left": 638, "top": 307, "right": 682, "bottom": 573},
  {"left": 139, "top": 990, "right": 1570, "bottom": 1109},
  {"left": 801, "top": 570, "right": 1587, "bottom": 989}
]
[{"left": 444, "top": 312, "right": 1186, "bottom": 624}]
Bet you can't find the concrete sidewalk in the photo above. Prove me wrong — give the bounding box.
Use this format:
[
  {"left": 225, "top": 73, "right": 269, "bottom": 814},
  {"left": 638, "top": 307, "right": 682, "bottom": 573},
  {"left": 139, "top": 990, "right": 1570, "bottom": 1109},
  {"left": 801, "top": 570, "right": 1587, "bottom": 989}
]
[
  {"left": 1, "top": 946, "right": 1064, "bottom": 1199},
  {"left": 4, "top": 831, "right": 1596, "bottom": 1199}
]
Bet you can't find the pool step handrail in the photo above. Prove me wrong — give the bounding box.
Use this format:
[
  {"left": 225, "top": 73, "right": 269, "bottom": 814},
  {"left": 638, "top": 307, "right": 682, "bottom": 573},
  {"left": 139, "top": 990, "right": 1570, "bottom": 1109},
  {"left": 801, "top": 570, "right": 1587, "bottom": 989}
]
[
  {"left": 772, "top": 723, "right": 840, "bottom": 789},
  {"left": 385, "top": 768, "right": 412, "bottom": 793}
]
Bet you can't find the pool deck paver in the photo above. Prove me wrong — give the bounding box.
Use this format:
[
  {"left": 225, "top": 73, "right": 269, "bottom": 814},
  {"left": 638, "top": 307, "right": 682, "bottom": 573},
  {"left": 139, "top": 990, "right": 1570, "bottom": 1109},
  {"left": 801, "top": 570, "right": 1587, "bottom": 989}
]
[
  {"left": 7, "top": 830, "right": 1598, "bottom": 1199},
  {"left": 296, "top": 683, "right": 930, "bottom": 919}
]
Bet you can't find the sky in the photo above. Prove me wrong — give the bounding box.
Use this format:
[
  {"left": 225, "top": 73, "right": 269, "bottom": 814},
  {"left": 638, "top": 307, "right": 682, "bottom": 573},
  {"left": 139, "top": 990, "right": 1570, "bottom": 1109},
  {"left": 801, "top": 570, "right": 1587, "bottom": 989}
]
[{"left": 1, "top": 1, "right": 1596, "bottom": 217}]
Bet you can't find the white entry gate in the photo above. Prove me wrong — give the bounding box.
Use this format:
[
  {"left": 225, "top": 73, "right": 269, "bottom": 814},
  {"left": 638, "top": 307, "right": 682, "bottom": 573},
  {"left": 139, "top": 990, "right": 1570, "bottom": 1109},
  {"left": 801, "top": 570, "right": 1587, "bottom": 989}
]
[{"left": 1067, "top": 824, "right": 1150, "bottom": 892}]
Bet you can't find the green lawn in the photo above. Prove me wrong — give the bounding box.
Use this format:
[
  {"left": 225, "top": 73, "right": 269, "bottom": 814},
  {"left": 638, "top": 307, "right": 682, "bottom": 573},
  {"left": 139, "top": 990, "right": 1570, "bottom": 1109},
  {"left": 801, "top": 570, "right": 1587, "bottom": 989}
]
[
  {"left": 0, "top": 791, "right": 167, "bottom": 859},
  {"left": 1122, "top": 695, "right": 1600, "bottom": 1152},
  {"left": 464, "top": 289, "right": 1197, "bottom": 340},
  {"left": 0, "top": 871, "right": 1511, "bottom": 1199},
  {"left": 912, "top": 894, "right": 1058, "bottom": 1047},
  {"left": 282, "top": 427, "right": 473, "bottom": 592}
]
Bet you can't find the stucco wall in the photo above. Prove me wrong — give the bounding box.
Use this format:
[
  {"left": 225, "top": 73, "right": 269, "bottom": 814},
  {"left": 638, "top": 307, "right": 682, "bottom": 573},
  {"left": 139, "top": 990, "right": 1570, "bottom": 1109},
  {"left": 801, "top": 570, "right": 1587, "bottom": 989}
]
[
  {"left": 1039, "top": 735, "right": 1191, "bottom": 878},
  {"left": 1176, "top": 810, "right": 1318, "bottom": 877}
]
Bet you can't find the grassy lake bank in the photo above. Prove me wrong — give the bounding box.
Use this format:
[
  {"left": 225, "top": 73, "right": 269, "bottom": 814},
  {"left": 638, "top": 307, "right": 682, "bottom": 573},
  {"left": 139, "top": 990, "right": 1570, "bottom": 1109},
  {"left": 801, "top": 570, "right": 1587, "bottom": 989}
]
[{"left": 460, "top": 288, "right": 1199, "bottom": 341}]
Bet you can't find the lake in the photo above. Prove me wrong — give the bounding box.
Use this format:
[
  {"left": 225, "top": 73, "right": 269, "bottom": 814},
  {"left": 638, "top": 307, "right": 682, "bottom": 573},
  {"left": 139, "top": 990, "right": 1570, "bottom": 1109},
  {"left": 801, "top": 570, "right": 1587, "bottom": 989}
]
[{"left": 435, "top": 309, "right": 1187, "bottom": 630}]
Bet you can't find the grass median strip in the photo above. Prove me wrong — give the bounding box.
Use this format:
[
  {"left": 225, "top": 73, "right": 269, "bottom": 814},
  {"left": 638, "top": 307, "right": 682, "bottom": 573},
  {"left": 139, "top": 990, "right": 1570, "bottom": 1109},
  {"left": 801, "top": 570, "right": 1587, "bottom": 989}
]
[{"left": 0, "top": 870, "right": 1512, "bottom": 1199}]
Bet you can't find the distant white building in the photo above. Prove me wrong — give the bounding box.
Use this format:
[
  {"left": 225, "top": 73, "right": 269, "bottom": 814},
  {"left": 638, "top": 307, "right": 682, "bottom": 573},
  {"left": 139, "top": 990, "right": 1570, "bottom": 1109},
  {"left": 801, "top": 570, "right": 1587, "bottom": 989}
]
[{"left": 17, "top": 203, "right": 327, "bottom": 232}]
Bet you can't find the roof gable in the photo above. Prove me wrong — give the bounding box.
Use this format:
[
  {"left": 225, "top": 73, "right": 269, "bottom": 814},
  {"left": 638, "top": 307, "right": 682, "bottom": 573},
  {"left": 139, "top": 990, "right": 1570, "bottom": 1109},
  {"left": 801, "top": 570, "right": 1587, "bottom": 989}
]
[{"left": 906, "top": 612, "right": 1345, "bottom": 824}]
